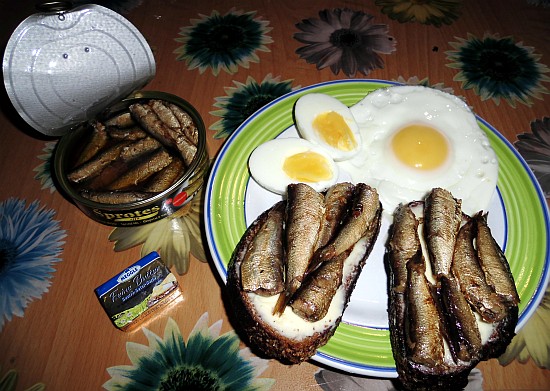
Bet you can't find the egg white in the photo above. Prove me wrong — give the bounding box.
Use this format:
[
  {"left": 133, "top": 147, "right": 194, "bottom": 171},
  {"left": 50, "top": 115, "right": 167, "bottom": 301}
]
[
  {"left": 341, "top": 85, "right": 498, "bottom": 216},
  {"left": 248, "top": 138, "right": 339, "bottom": 195},
  {"left": 294, "top": 93, "right": 362, "bottom": 161}
]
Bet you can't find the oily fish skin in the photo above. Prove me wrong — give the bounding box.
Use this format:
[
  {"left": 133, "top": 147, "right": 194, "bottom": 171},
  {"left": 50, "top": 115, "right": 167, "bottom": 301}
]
[
  {"left": 67, "top": 99, "right": 198, "bottom": 205},
  {"left": 227, "top": 182, "right": 382, "bottom": 363},
  {"left": 386, "top": 188, "right": 519, "bottom": 391}
]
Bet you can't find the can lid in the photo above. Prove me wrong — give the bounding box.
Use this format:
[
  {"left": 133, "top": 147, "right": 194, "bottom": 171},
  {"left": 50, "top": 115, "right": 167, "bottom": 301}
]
[{"left": 2, "top": 3, "right": 156, "bottom": 136}]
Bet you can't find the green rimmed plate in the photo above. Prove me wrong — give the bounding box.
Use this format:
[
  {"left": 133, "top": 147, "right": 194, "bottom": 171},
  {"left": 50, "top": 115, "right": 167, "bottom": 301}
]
[{"left": 204, "top": 79, "right": 550, "bottom": 377}]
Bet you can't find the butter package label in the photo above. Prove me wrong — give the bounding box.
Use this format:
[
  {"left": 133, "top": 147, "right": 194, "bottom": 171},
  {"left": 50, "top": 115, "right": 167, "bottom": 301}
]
[{"left": 95, "top": 251, "right": 181, "bottom": 330}]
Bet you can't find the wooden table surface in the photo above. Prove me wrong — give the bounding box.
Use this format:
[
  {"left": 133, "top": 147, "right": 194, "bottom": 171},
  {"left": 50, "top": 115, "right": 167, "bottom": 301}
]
[{"left": 1, "top": 1, "right": 549, "bottom": 390}]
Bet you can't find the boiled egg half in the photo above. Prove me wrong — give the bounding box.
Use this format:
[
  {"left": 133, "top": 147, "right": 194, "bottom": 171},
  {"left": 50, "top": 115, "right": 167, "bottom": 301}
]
[
  {"left": 249, "top": 138, "right": 339, "bottom": 195},
  {"left": 294, "top": 93, "right": 361, "bottom": 161}
]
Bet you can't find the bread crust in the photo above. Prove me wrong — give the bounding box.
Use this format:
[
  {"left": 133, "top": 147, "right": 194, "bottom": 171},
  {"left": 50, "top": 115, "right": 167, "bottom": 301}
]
[
  {"left": 227, "top": 200, "right": 381, "bottom": 364},
  {"left": 387, "top": 262, "right": 517, "bottom": 390},
  {"left": 385, "top": 200, "right": 518, "bottom": 391}
]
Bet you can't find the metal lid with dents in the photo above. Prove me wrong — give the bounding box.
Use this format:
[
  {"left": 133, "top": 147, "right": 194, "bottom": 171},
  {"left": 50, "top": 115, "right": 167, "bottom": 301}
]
[{"left": 2, "top": 2, "right": 156, "bottom": 136}]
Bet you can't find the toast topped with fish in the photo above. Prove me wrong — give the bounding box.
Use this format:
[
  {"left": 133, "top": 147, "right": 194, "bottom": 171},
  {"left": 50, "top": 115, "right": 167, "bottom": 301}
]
[
  {"left": 226, "top": 182, "right": 382, "bottom": 363},
  {"left": 386, "top": 188, "right": 519, "bottom": 391}
]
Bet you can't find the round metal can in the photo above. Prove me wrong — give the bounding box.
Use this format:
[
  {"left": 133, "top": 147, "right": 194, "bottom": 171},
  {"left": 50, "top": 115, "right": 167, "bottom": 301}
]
[{"left": 54, "top": 91, "right": 209, "bottom": 227}]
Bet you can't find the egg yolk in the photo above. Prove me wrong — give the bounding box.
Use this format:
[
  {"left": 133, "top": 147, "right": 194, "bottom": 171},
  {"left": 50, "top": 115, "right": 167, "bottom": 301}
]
[
  {"left": 283, "top": 151, "right": 333, "bottom": 182},
  {"left": 391, "top": 124, "right": 449, "bottom": 170},
  {"left": 313, "top": 111, "right": 357, "bottom": 151}
]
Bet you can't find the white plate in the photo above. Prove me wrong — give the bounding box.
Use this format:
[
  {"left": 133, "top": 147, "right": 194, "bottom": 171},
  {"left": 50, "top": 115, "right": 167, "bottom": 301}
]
[{"left": 205, "top": 79, "right": 550, "bottom": 377}]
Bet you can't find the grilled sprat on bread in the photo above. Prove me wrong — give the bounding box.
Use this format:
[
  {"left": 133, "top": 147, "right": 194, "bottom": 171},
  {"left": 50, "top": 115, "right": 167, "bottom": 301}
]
[
  {"left": 227, "top": 182, "right": 382, "bottom": 363},
  {"left": 386, "top": 188, "right": 519, "bottom": 391}
]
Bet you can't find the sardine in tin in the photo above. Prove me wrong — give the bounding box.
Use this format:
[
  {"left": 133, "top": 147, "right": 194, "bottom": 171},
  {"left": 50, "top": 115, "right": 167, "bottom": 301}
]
[{"left": 2, "top": 3, "right": 209, "bottom": 226}]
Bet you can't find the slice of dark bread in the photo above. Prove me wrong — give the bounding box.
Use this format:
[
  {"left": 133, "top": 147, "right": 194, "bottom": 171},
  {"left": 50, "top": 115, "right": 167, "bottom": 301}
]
[
  {"left": 386, "top": 195, "right": 518, "bottom": 391},
  {"left": 227, "top": 195, "right": 382, "bottom": 364}
]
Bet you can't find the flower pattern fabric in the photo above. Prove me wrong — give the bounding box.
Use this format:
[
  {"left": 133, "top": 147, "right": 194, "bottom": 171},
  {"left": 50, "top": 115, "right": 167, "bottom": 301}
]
[
  {"left": 0, "top": 198, "right": 66, "bottom": 331},
  {"left": 210, "top": 74, "right": 296, "bottom": 139},
  {"left": 2, "top": 2, "right": 549, "bottom": 388},
  {"left": 499, "top": 284, "right": 550, "bottom": 368},
  {"left": 527, "top": 0, "right": 550, "bottom": 7},
  {"left": 33, "top": 141, "right": 57, "bottom": 194},
  {"left": 514, "top": 117, "right": 550, "bottom": 197},
  {"left": 174, "top": 9, "right": 273, "bottom": 76},
  {"left": 294, "top": 8, "right": 396, "bottom": 78},
  {"left": 446, "top": 33, "right": 550, "bottom": 107},
  {"left": 104, "top": 313, "right": 274, "bottom": 390},
  {"left": 109, "top": 190, "right": 206, "bottom": 275},
  {"left": 0, "top": 367, "right": 45, "bottom": 391},
  {"left": 375, "top": 0, "right": 462, "bottom": 26}
]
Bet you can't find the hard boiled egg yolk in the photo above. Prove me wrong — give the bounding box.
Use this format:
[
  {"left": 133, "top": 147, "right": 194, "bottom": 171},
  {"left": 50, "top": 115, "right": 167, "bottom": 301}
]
[
  {"left": 313, "top": 111, "right": 357, "bottom": 151},
  {"left": 391, "top": 124, "right": 449, "bottom": 170},
  {"left": 283, "top": 151, "right": 333, "bottom": 182}
]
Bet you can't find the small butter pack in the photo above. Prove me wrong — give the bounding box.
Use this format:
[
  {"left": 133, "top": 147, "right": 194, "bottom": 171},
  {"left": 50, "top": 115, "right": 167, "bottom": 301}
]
[{"left": 95, "top": 251, "right": 182, "bottom": 331}]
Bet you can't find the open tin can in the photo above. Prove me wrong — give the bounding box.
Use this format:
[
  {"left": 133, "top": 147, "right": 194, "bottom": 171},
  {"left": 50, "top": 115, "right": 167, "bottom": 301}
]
[
  {"left": 3, "top": 3, "right": 209, "bottom": 226},
  {"left": 54, "top": 91, "right": 209, "bottom": 226}
]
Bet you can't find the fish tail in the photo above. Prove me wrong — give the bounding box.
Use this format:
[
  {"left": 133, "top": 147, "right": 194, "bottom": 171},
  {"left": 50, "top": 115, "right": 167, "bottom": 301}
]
[{"left": 272, "top": 290, "right": 291, "bottom": 316}]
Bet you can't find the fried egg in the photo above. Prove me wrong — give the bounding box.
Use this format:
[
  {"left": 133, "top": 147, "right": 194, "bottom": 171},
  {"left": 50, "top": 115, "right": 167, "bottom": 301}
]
[
  {"left": 294, "top": 93, "right": 361, "bottom": 161},
  {"left": 249, "top": 138, "right": 339, "bottom": 195},
  {"left": 341, "top": 85, "right": 498, "bottom": 216}
]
